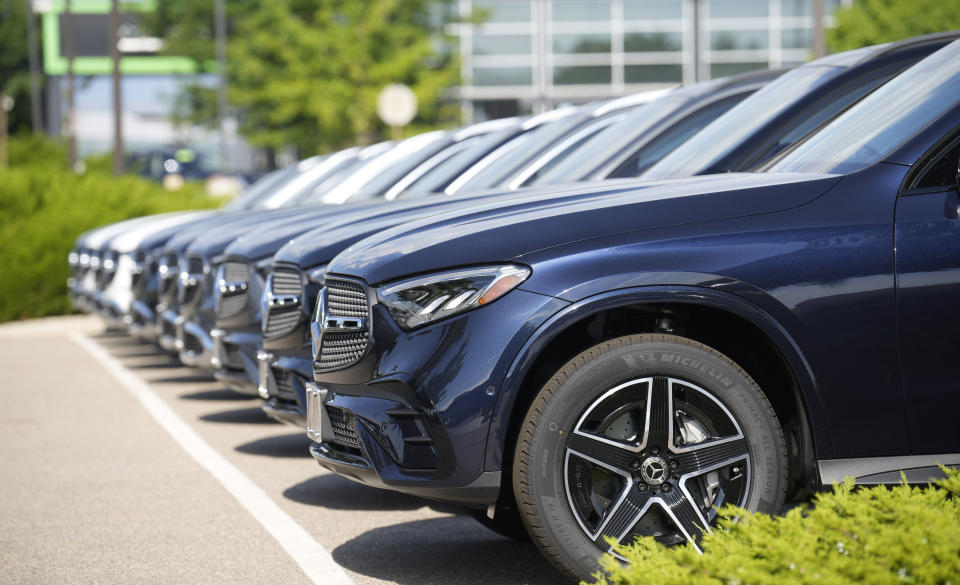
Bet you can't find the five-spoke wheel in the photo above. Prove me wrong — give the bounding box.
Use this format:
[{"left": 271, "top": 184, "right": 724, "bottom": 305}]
[{"left": 513, "top": 334, "right": 787, "bottom": 581}]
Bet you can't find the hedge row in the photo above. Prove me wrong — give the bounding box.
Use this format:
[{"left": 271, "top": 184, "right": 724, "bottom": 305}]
[
  {"left": 0, "top": 135, "right": 220, "bottom": 323},
  {"left": 591, "top": 467, "right": 960, "bottom": 585}
]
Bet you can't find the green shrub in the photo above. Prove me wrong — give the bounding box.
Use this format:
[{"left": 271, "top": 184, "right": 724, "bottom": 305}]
[
  {"left": 591, "top": 468, "right": 960, "bottom": 585},
  {"left": 0, "top": 136, "right": 220, "bottom": 322}
]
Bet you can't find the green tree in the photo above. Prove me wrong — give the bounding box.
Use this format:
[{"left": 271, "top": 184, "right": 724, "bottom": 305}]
[
  {"left": 146, "top": 0, "right": 460, "bottom": 155},
  {"left": 0, "top": 0, "right": 42, "bottom": 135},
  {"left": 828, "top": 0, "right": 960, "bottom": 52}
]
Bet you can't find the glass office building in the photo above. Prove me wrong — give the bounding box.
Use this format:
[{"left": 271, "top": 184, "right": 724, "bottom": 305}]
[{"left": 454, "top": 0, "right": 850, "bottom": 121}]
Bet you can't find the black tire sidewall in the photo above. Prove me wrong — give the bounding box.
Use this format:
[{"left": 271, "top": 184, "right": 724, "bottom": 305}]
[{"left": 516, "top": 334, "right": 785, "bottom": 581}]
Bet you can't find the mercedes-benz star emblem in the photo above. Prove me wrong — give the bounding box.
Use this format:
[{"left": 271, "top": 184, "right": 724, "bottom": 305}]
[{"left": 640, "top": 456, "right": 668, "bottom": 485}]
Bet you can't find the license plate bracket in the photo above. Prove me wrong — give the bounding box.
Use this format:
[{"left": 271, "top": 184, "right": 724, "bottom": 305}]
[
  {"left": 256, "top": 351, "right": 275, "bottom": 400},
  {"left": 306, "top": 383, "right": 330, "bottom": 443}
]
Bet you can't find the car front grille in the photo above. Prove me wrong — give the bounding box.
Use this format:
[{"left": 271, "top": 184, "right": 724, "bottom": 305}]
[
  {"left": 271, "top": 367, "right": 296, "bottom": 400},
  {"left": 326, "top": 405, "right": 361, "bottom": 448},
  {"left": 158, "top": 253, "right": 179, "bottom": 302},
  {"left": 183, "top": 331, "right": 203, "bottom": 355},
  {"left": 130, "top": 250, "right": 149, "bottom": 293},
  {"left": 263, "top": 265, "right": 303, "bottom": 339},
  {"left": 215, "top": 261, "right": 250, "bottom": 319},
  {"left": 326, "top": 279, "right": 368, "bottom": 318},
  {"left": 316, "top": 278, "right": 370, "bottom": 371},
  {"left": 178, "top": 255, "right": 206, "bottom": 309}
]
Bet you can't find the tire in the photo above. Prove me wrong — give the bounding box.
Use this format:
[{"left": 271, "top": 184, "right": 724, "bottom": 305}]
[{"left": 512, "top": 334, "right": 787, "bottom": 582}]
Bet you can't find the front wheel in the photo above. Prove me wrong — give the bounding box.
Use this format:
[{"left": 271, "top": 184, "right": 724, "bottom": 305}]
[{"left": 512, "top": 334, "right": 787, "bottom": 582}]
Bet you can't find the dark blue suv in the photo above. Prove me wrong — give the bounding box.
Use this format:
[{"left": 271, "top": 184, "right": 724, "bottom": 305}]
[{"left": 306, "top": 41, "right": 960, "bottom": 580}]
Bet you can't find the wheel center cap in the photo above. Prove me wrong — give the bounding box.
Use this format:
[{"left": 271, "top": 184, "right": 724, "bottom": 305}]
[{"left": 640, "top": 456, "right": 668, "bottom": 485}]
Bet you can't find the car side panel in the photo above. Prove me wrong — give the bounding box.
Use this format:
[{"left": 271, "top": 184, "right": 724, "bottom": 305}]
[{"left": 512, "top": 164, "right": 910, "bottom": 462}]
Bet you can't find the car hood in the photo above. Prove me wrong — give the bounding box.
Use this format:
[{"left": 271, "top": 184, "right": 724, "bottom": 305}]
[
  {"left": 82, "top": 211, "right": 189, "bottom": 250},
  {"left": 328, "top": 172, "right": 840, "bottom": 285},
  {"left": 163, "top": 206, "right": 327, "bottom": 255},
  {"left": 109, "top": 210, "right": 215, "bottom": 253},
  {"left": 273, "top": 179, "right": 654, "bottom": 268}
]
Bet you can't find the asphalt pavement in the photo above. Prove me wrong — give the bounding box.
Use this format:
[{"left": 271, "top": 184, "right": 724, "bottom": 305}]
[{"left": 0, "top": 316, "right": 564, "bottom": 585}]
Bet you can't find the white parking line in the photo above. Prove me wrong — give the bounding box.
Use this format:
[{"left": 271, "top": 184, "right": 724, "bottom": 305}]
[{"left": 70, "top": 332, "right": 355, "bottom": 585}]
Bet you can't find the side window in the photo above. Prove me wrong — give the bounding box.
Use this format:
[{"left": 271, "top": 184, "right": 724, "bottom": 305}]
[
  {"left": 745, "top": 73, "right": 890, "bottom": 170},
  {"left": 912, "top": 138, "right": 960, "bottom": 190}
]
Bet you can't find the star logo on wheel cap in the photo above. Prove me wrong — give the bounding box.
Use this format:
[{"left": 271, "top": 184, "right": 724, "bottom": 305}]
[{"left": 640, "top": 456, "right": 668, "bottom": 485}]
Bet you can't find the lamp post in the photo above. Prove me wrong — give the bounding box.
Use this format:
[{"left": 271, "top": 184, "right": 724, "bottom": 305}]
[{"left": 110, "top": 0, "right": 124, "bottom": 175}]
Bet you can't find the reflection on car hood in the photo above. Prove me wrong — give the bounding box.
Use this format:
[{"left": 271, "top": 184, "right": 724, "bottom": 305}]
[
  {"left": 273, "top": 179, "right": 656, "bottom": 268},
  {"left": 327, "top": 172, "right": 839, "bottom": 285}
]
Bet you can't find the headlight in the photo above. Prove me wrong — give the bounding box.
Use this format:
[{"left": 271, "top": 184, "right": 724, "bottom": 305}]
[
  {"left": 307, "top": 264, "right": 327, "bottom": 285},
  {"left": 377, "top": 264, "right": 530, "bottom": 329}
]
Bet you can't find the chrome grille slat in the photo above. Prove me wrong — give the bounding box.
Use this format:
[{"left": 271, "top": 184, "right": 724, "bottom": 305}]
[
  {"left": 158, "top": 253, "right": 179, "bottom": 302},
  {"left": 271, "top": 367, "right": 296, "bottom": 400},
  {"left": 215, "top": 261, "right": 250, "bottom": 319},
  {"left": 316, "top": 279, "right": 371, "bottom": 371},
  {"left": 178, "top": 255, "right": 206, "bottom": 309},
  {"left": 263, "top": 265, "right": 303, "bottom": 339}
]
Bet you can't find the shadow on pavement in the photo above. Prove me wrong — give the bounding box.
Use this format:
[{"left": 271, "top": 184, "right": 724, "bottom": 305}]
[
  {"left": 177, "top": 387, "right": 253, "bottom": 399},
  {"left": 109, "top": 349, "right": 169, "bottom": 358},
  {"left": 124, "top": 360, "right": 184, "bottom": 370},
  {"left": 146, "top": 373, "right": 216, "bottom": 384},
  {"left": 332, "top": 516, "right": 563, "bottom": 585},
  {"left": 199, "top": 406, "right": 275, "bottom": 424},
  {"left": 235, "top": 433, "right": 313, "bottom": 458},
  {"left": 283, "top": 473, "right": 431, "bottom": 511}
]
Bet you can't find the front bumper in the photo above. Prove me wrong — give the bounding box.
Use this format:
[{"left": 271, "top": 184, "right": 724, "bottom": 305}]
[
  {"left": 307, "top": 287, "right": 566, "bottom": 505},
  {"left": 129, "top": 300, "right": 157, "bottom": 340},
  {"left": 211, "top": 328, "right": 260, "bottom": 396},
  {"left": 177, "top": 317, "right": 214, "bottom": 369},
  {"left": 258, "top": 351, "right": 312, "bottom": 427},
  {"left": 157, "top": 306, "right": 179, "bottom": 351}
]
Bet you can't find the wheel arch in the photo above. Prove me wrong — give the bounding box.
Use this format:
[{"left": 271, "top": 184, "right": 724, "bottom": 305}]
[{"left": 487, "top": 285, "right": 829, "bottom": 509}]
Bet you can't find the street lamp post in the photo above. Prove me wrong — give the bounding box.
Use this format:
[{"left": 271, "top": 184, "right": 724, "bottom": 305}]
[{"left": 110, "top": 0, "right": 124, "bottom": 175}]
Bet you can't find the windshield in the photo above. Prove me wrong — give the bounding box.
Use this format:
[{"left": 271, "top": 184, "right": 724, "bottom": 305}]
[
  {"left": 323, "top": 131, "right": 448, "bottom": 204},
  {"left": 225, "top": 164, "right": 303, "bottom": 211},
  {"left": 612, "top": 93, "right": 746, "bottom": 178},
  {"left": 644, "top": 65, "right": 841, "bottom": 179},
  {"left": 770, "top": 40, "right": 960, "bottom": 175},
  {"left": 448, "top": 112, "right": 585, "bottom": 193},
  {"left": 521, "top": 111, "right": 630, "bottom": 186},
  {"left": 295, "top": 154, "right": 371, "bottom": 205},
  {"left": 398, "top": 128, "right": 519, "bottom": 196}
]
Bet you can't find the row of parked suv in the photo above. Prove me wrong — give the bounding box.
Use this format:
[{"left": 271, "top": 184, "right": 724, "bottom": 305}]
[{"left": 70, "top": 33, "right": 960, "bottom": 581}]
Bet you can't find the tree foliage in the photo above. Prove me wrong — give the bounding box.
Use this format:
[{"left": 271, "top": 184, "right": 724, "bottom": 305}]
[
  {"left": 0, "top": 135, "right": 219, "bottom": 322},
  {"left": 828, "top": 0, "right": 960, "bottom": 52},
  {"left": 0, "top": 0, "right": 42, "bottom": 135},
  {"left": 591, "top": 468, "right": 960, "bottom": 585},
  {"left": 145, "top": 0, "right": 460, "bottom": 155}
]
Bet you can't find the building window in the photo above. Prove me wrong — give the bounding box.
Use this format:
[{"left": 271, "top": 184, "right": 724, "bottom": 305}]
[
  {"left": 711, "top": 30, "right": 769, "bottom": 50},
  {"left": 553, "top": 65, "right": 612, "bottom": 85},
  {"left": 472, "top": 66, "right": 533, "bottom": 86},
  {"left": 624, "top": 32, "right": 682, "bottom": 52},
  {"left": 551, "top": 0, "right": 611, "bottom": 21},
  {"left": 708, "top": 0, "right": 769, "bottom": 18},
  {"left": 553, "top": 33, "right": 613, "bottom": 54},
  {"left": 710, "top": 62, "right": 768, "bottom": 77},
  {"left": 782, "top": 28, "right": 812, "bottom": 49},
  {"left": 472, "top": 0, "right": 532, "bottom": 22},
  {"left": 623, "top": 0, "right": 683, "bottom": 20},
  {"left": 625, "top": 64, "right": 683, "bottom": 83},
  {"left": 472, "top": 34, "right": 533, "bottom": 56}
]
